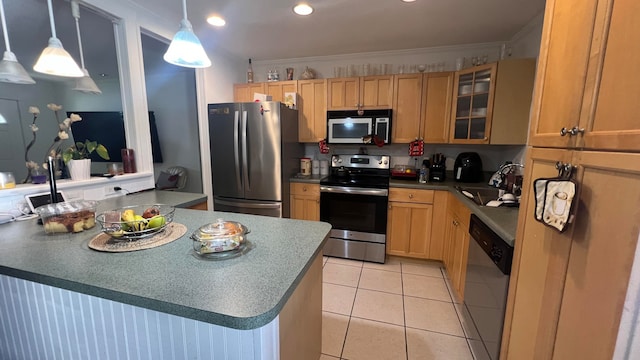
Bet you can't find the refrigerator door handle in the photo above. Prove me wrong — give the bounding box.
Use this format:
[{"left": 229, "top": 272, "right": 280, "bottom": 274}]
[
  {"left": 215, "top": 199, "right": 281, "bottom": 209},
  {"left": 234, "top": 111, "right": 241, "bottom": 191},
  {"left": 241, "top": 110, "right": 250, "bottom": 191}
]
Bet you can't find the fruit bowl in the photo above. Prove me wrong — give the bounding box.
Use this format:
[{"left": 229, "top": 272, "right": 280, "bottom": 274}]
[{"left": 96, "top": 204, "right": 175, "bottom": 241}]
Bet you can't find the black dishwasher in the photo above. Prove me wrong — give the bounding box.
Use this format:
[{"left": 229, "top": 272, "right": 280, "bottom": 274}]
[{"left": 463, "top": 214, "right": 514, "bottom": 360}]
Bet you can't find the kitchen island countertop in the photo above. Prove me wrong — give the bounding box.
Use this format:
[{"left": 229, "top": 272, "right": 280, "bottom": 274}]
[{"left": 0, "top": 191, "right": 331, "bottom": 330}]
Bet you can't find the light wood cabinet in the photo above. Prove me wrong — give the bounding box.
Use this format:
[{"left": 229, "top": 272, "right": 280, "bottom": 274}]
[
  {"left": 386, "top": 188, "right": 435, "bottom": 259},
  {"left": 503, "top": 148, "right": 640, "bottom": 359},
  {"left": 297, "top": 80, "right": 326, "bottom": 143},
  {"left": 450, "top": 59, "right": 535, "bottom": 144},
  {"left": 360, "top": 75, "right": 393, "bottom": 109},
  {"left": 442, "top": 193, "right": 471, "bottom": 301},
  {"left": 529, "top": 0, "right": 640, "bottom": 152},
  {"left": 392, "top": 72, "right": 454, "bottom": 144},
  {"left": 233, "top": 83, "right": 266, "bottom": 102},
  {"left": 289, "top": 183, "right": 320, "bottom": 221},
  {"left": 187, "top": 201, "right": 208, "bottom": 210},
  {"left": 392, "top": 74, "right": 423, "bottom": 143},
  {"left": 421, "top": 72, "right": 454, "bottom": 143},
  {"left": 327, "top": 77, "right": 359, "bottom": 110},
  {"left": 327, "top": 75, "right": 393, "bottom": 110},
  {"left": 266, "top": 80, "right": 297, "bottom": 102}
]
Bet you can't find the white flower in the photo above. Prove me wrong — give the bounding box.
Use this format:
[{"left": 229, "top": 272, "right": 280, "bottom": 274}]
[
  {"left": 61, "top": 118, "right": 71, "bottom": 130},
  {"left": 58, "top": 131, "right": 69, "bottom": 140},
  {"left": 47, "top": 103, "right": 62, "bottom": 111},
  {"left": 29, "top": 124, "right": 39, "bottom": 132},
  {"left": 28, "top": 106, "right": 40, "bottom": 115},
  {"left": 26, "top": 161, "right": 39, "bottom": 170},
  {"left": 69, "top": 113, "right": 82, "bottom": 122}
]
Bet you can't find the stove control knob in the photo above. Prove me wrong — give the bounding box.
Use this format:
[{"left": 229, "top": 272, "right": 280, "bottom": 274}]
[{"left": 337, "top": 159, "right": 343, "bottom": 164}]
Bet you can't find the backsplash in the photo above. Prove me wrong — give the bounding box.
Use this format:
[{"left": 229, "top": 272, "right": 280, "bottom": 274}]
[{"left": 303, "top": 143, "right": 525, "bottom": 172}]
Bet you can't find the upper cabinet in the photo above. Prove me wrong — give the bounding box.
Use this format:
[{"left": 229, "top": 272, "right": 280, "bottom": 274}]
[
  {"left": 392, "top": 72, "right": 454, "bottom": 144},
  {"left": 234, "top": 83, "right": 266, "bottom": 102},
  {"left": 450, "top": 59, "right": 535, "bottom": 144},
  {"left": 298, "top": 80, "right": 327, "bottom": 143},
  {"left": 392, "top": 74, "right": 424, "bottom": 143},
  {"left": 421, "top": 72, "right": 455, "bottom": 143},
  {"left": 530, "top": 0, "right": 640, "bottom": 152},
  {"left": 266, "top": 80, "right": 298, "bottom": 102},
  {"left": 327, "top": 75, "right": 393, "bottom": 110}
]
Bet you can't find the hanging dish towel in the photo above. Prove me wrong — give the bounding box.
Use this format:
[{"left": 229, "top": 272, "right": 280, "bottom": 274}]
[{"left": 533, "top": 178, "right": 577, "bottom": 233}]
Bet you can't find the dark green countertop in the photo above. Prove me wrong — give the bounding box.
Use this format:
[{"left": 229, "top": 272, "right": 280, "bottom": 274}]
[
  {"left": 291, "top": 176, "right": 519, "bottom": 247},
  {"left": 0, "top": 191, "right": 331, "bottom": 330}
]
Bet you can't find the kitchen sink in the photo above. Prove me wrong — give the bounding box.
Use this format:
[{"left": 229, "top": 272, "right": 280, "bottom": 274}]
[{"left": 454, "top": 186, "right": 503, "bottom": 207}]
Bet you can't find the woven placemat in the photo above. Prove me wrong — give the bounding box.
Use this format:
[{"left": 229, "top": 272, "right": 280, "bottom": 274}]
[{"left": 88, "top": 223, "right": 187, "bottom": 252}]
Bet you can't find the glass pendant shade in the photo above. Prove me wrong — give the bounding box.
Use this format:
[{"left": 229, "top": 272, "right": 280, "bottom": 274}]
[
  {"left": 34, "top": 37, "right": 84, "bottom": 77},
  {"left": 163, "top": 19, "right": 211, "bottom": 68},
  {"left": 73, "top": 68, "right": 101, "bottom": 94},
  {"left": 0, "top": 51, "right": 35, "bottom": 84},
  {"left": 0, "top": 0, "right": 35, "bottom": 84}
]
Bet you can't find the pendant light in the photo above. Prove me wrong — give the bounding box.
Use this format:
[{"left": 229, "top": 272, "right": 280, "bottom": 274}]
[
  {"left": 70, "top": 0, "right": 101, "bottom": 94},
  {"left": 163, "top": 0, "right": 211, "bottom": 68},
  {"left": 33, "top": 0, "right": 84, "bottom": 77},
  {"left": 0, "top": 0, "right": 35, "bottom": 84}
]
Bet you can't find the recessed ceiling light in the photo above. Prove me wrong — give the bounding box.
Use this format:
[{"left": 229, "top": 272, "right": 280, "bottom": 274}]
[
  {"left": 402, "top": 0, "right": 417, "bottom": 2},
  {"left": 207, "top": 15, "right": 226, "bottom": 27},
  {"left": 293, "top": 3, "right": 313, "bottom": 16}
]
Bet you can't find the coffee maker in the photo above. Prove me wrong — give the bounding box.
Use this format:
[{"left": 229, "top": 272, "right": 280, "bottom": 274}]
[
  {"left": 429, "top": 153, "right": 446, "bottom": 182},
  {"left": 454, "top": 152, "right": 483, "bottom": 182}
]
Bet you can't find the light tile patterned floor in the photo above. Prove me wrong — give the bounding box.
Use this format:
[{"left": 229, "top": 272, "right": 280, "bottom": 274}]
[{"left": 321, "top": 255, "right": 475, "bottom": 360}]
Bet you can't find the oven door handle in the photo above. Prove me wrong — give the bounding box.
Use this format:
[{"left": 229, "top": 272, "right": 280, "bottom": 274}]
[{"left": 320, "top": 186, "right": 388, "bottom": 197}]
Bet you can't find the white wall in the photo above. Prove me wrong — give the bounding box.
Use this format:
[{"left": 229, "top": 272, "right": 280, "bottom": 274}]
[{"left": 510, "top": 13, "right": 545, "bottom": 59}]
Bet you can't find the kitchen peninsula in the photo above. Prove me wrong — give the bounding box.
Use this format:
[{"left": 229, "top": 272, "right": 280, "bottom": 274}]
[{"left": 0, "top": 193, "right": 330, "bottom": 360}]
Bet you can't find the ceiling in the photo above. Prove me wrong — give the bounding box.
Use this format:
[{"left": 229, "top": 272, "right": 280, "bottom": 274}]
[
  {"left": 135, "top": 0, "right": 547, "bottom": 61},
  {"left": 2, "top": 0, "right": 546, "bottom": 82}
]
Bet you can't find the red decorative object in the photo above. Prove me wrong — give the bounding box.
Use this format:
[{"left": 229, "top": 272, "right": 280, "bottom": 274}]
[
  {"left": 409, "top": 139, "right": 424, "bottom": 156},
  {"left": 318, "top": 139, "right": 329, "bottom": 154}
]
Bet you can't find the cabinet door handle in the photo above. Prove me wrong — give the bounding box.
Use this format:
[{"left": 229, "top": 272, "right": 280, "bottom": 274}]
[
  {"left": 569, "top": 126, "right": 585, "bottom": 136},
  {"left": 409, "top": 194, "right": 414, "bottom": 199},
  {"left": 303, "top": 186, "right": 307, "bottom": 192},
  {"left": 560, "top": 127, "right": 569, "bottom": 136}
]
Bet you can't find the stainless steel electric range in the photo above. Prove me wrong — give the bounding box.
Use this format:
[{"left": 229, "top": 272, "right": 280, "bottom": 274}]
[{"left": 320, "top": 154, "right": 390, "bottom": 263}]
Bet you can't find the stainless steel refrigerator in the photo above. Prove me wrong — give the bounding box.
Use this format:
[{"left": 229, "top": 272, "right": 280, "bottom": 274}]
[{"left": 208, "top": 102, "right": 303, "bottom": 217}]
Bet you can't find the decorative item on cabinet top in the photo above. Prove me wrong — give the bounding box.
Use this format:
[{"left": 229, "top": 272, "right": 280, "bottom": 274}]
[{"left": 533, "top": 162, "right": 578, "bottom": 233}]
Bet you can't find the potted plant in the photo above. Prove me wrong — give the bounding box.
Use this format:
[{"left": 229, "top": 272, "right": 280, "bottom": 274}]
[{"left": 62, "top": 140, "right": 110, "bottom": 180}]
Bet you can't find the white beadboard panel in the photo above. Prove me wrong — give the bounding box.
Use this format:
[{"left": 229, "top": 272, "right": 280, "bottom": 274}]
[{"left": 0, "top": 274, "right": 279, "bottom": 360}]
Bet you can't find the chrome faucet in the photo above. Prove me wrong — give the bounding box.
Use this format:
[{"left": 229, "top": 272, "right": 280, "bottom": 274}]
[{"left": 489, "top": 162, "right": 524, "bottom": 190}]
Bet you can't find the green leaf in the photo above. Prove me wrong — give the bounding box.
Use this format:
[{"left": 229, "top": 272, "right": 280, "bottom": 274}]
[
  {"left": 95, "top": 144, "right": 110, "bottom": 160},
  {"left": 62, "top": 149, "right": 73, "bottom": 164},
  {"left": 85, "top": 140, "right": 97, "bottom": 154}
]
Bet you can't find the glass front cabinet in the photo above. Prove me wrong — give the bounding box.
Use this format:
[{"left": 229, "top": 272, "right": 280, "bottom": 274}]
[
  {"left": 451, "top": 63, "right": 496, "bottom": 143},
  {"left": 450, "top": 59, "right": 536, "bottom": 145}
]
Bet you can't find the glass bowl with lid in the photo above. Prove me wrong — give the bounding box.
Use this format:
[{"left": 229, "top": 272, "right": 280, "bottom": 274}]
[{"left": 190, "top": 218, "right": 250, "bottom": 255}]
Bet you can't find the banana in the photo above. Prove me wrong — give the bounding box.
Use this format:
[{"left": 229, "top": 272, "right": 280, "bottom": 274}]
[{"left": 131, "top": 215, "right": 148, "bottom": 231}]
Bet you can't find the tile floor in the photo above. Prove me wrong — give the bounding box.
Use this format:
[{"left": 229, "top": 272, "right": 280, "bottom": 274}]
[{"left": 320, "top": 255, "right": 481, "bottom": 360}]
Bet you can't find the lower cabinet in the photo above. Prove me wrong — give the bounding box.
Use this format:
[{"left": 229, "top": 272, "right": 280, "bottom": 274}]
[
  {"left": 289, "top": 183, "right": 320, "bottom": 221},
  {"left": 443, "top": 193, "right": 471, "bottom": 301},
  {"left": 387, "top": 188, "right": 446, "bottom": 259},
  {"left": 503, "top": 148, "right": 640, "bottom": 359},
  {"left": 187, "top": 201, "right": 208, "bottom": 210}
]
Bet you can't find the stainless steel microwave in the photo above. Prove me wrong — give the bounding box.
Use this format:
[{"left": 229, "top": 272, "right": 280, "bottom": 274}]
[{"left": 326, "top": 109, "right": 392, "bottom": 144}]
